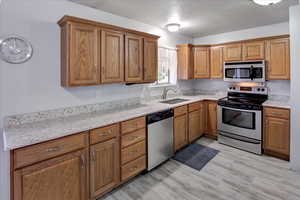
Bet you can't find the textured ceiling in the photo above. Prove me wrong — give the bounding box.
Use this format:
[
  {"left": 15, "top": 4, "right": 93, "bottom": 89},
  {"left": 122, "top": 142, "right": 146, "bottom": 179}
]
[{"left": 69, "top": 0, "right": 298, "bottom": 37}]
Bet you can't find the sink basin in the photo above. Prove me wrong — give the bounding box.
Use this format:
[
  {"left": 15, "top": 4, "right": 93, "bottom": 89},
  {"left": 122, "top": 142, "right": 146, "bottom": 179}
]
[{"left": 160, "top": 98, "right": 189, "bottom": 104}]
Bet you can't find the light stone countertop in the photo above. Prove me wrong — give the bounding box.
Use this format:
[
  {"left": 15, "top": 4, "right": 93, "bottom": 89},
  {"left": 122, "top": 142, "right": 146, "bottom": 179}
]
[
  {"left": 262, "top": 95, "right": 291, "bottom": 109},
  {"left": 263, "top": 100, "right": 291, "bottom": 109},
  {"left": 3, "top": 94, "right": 224, "bottom": 151}
]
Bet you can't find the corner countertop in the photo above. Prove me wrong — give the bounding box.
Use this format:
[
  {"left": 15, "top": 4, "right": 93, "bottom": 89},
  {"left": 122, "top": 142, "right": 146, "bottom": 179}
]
[
  {"left": 262, "top": 95, "right": 291, "bottom": 109},
  {"left": 3, "top": 94, "right": 224, "bottom": 151},
  {"left": 263, "top": 100, "right": 291, "bottom": 109}
]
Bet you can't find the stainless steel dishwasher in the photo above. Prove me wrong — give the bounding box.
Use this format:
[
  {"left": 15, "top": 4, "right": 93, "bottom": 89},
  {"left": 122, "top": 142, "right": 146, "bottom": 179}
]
[{"left": 147, "top": 109, "right": 174, "bottom": 171}]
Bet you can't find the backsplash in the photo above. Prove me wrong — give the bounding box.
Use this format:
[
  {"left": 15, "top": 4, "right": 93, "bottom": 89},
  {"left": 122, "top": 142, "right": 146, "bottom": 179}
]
[
  {"left": 192, "top": 79, "right": 290, "bottom": 97},
  {"left": 192, "top": 79, "right": 230, "bottom": 93},
  {"left": 3, "top": 79, "right": 290, "bottom": 127},
  {"left": 266, "top": 80, "right": 290, "bottom": 96},
  {"left": 4, "top": 97, "right": 142, "bottom": 127}
]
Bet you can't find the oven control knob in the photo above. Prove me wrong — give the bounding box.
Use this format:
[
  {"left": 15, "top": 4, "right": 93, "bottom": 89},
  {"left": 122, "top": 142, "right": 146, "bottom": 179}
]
[
  {"left": 261, "top": 88, "right": 265, "bottom": 92},
  {"left": 257, "top": 88, "right": 261, "bottom": 91},
  {"left": 233, "top": 87, "right": 236, "bottom": 90}
]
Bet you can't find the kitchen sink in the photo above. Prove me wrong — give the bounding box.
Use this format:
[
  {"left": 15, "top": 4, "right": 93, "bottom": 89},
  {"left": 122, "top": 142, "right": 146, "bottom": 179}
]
[{"left": 160, "top": 98, "right": 189, "bottom": 104}]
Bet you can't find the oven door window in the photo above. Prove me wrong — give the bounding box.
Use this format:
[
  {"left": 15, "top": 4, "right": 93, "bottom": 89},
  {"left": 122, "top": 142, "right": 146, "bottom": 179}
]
[
  {"left": 225, "top": 68, "right": 251, "bottom": 79},
  {"left": 222, "top": 108, "right": 255, "bottom": 129}
]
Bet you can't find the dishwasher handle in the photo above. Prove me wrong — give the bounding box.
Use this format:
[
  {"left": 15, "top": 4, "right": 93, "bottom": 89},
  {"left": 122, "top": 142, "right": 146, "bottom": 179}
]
[{"left": 147, "top": 109, "right": 174, "bottom": 125}]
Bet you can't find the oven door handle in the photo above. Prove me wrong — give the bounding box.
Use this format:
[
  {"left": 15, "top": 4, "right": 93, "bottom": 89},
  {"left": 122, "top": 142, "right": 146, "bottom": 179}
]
[{"left": 219, "top": 132, "right": 261, "bottom": 144}]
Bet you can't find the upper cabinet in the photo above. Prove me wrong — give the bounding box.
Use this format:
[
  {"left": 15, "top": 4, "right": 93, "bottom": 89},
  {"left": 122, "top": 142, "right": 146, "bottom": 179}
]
[
  {"left": 223, "top": 43, "right": 242, "bottom": 62},
  {"left": 101, "top": 29, "right": 125, "bottom": 84},
  {"left": 177, "top": 45, "right": 210, "bottom": 80},
  {"left": 61, "top": 22, "right": 100, "bottom": 87},
  {"left": 242, "top": 41, "right": 265, "bottom": 60},
  {"left": 125, "top": 34, "right": 144, "bottom": 83},
  {"left": 210, "top": 46, "right": 223, "bottom": 79},
  {"left": 144, "top": 38, "right": 158, "bottom": 82},
  {"left": 193, "top": 47, "right": 210, "bottom": 79},
  {"left": 266, "top": 38, "right": 290, "bottom": 80},
  {"left": 58, "top": 16, "right": 159, "bottom": 87},
  {"left": 177, "top": 44, "right": 194, "bottom": 80},
  {"left": 177, "top": 35, "right": 290, "bottom": 81},
  {"left": 224, "top": 41, "right": 264, "bottom": 61}
]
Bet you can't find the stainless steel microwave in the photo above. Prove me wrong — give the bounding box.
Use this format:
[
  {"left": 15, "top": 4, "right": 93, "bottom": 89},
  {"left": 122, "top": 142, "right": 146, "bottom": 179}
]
[{"left": 224, "top": 60, "right": 265, "bottom": 82}]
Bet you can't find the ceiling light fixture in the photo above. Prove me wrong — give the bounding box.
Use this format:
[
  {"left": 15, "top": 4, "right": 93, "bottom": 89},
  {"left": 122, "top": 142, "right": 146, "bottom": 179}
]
[
  {"left": 166, "top": 23, "right": 180, "bottom": 32},
  {"left": 252, "top": 0, "right": 282, "bottom": 6}
]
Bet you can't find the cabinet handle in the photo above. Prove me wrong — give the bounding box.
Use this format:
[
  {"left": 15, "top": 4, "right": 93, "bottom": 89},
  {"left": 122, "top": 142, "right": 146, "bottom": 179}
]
[
  {"left": 45, "top": 146, "right": 61, "bottom": 153},
  {"left": 99, "top": 130, "right": 112, "bottom": 137},
  {"left": 91, "top": 151, "right": 96, "bottom": 162},
  {"left": 269, "top": 112, "right": 283, "bottom": 117},
  {"left": 129, "top": 166, "right": 138, "bottom": 172},
  {"left": 129, "top": 136, "right": 140, "bottom": 140},
  {"left": 129, "top": 150, "right": 137, "bottom": 155},
  {"left": 81, "top": 154, "right": 86, "bottom": 168}
]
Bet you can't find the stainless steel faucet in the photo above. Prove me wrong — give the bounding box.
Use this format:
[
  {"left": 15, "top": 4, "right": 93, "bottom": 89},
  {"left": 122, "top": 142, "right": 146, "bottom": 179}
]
[{"left": 161, "top": 87, "right": 177, "bottom": 100}]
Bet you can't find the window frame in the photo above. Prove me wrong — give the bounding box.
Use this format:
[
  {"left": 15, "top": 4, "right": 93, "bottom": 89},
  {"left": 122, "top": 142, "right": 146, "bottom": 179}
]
[{"left": 153, "top": 46, "right": 177, "bottom": 87}]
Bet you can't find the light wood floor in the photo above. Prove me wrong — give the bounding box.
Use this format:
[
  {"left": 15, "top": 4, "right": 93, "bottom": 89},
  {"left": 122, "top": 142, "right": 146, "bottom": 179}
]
[{"left": 100, "top": 137, "right": 300, "bottom": 200}]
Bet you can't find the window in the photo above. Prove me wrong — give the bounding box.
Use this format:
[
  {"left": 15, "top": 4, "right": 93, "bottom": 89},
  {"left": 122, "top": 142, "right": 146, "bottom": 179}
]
[{"left": 156, "top": 47, "right": 177, "bottom": 85}]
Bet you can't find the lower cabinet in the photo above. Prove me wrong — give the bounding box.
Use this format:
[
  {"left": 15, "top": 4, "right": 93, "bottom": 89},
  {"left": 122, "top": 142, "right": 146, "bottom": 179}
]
[
  {"left": 174, "top": 106, "right": 189, "bottom": 151},
  {"left": 11, "top": 118, "right": 147, "bottom": 200},
  {"left": 263, "top": 107, "right": 290, "bottom": 160},
  {"left": 188, "top": 102, "right": 205, "bottom": 143},
  {"left": 121, "top": 156, "right": 146, "bottom": 181},
  {"left": 120, "top": 117, "right": 146, "bottom": 182},
  {"left": 90, "top": 138, "right": 120, "bottom": 199},
  {"left": 13, "top": 149, "right": 88, "bottom": 200},
  {"left": 205, "top": 101, "right": 218, "bottom": 138}
]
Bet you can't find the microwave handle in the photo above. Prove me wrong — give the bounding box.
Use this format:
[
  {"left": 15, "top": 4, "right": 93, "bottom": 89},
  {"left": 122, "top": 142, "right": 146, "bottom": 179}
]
[{"left": 250, "top": 65, "right": 254, "bottom": 80}]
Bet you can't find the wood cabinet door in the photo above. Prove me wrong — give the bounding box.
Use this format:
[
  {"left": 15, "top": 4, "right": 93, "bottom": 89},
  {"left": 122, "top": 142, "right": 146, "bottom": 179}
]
[
  {"left": 210, "top": 46, "right": 223, "bottom": 79},
  {"left": 199, "top": 103, "right": 205, "bottom": 137},
  {"left": 266, "top": 38, "right": 290, "bottom": 80},
  {"left": 174, "top": 114, "right": 188, "bottom": 151},
  {"left": 69, "top": 23, "right": 100, "bottom": 86},
  {"left": 193, "top": 47, "right": 210, "bottom": 78},
  {"left": 242, "top": 41, "right": 265, "bottom": 60},
  {"left": 101, "top": 29, "right": 124, "bottom": 83},
  {"left": 206, "top": 101, "right": 218, "bottom": 137},
  {"left": 90, "top": 138, "right": 120, "bottom": 199},
  {"left": 223, "top": 43, "right": 242, "bottom": 62},
  {"left": 14, "top": 150, "right": 88, "bottom": 200},
  {"left": 125, "top": 34, "right": 143, "bottom": 82},
  {"left": 177, "top": 45, "right": 194, "bottom": 80},
  {"left": 264, "top": 117, "right": 290, "bottom": 156},
  {"left": 144, "top": 38, "right": 158, "bottom": 82},
  {"left": 188, "top": 110, "right": 201, "bottom": 143}
]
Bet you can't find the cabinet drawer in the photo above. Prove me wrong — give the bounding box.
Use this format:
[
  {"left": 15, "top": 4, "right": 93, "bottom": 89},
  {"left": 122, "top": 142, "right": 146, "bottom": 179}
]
[
  {"left": 174, "top": 105, "right": 188, "bottom": 117},
  {"left": 121, "top": 117, "right": 146, "bottom": 134},
  {"left": 264, "top": 107, "right": 290, "bottom": 119},
  {"left": 121, "top": 156, "right": 146, "bottom": 181},
  {"left": 188, "top": 102, "right": 201, "bottom": 112},
  {"left": 121, "top": 129, "right": 146, "bottom": 148},
  {"left": 13, "top": 132, "right": 88, "bottom": 169},
  {"left": 121, "top": 140, "right": 146, "bottom": 165},
  {"left": 90, "top": 123, "right": 119, "bottom": 144}
]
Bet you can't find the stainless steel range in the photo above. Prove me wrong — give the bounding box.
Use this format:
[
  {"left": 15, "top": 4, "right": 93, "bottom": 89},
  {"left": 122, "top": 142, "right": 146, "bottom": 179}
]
[{"left": 217, "top": 85, "right": 268, "bottom": 154}]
